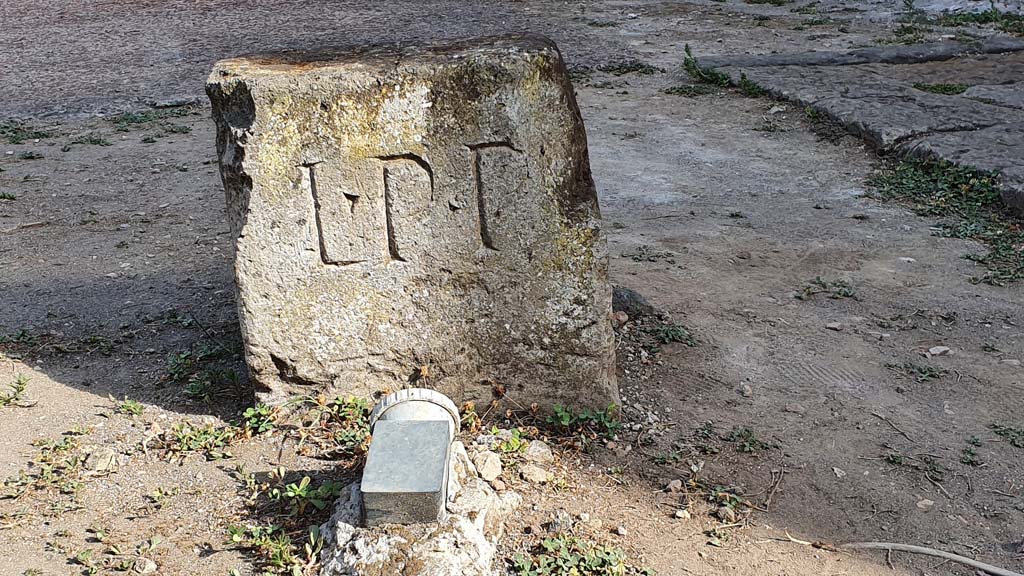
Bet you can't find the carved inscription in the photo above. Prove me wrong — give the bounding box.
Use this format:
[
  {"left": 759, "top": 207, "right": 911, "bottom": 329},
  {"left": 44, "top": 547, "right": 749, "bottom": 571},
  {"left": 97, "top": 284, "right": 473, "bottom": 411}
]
[
  {"left": 306, "top": 145, "right": 524, "bottom": 264},
  {"left": 301, "top": 161, "right": 386, "bottom": 265},
  {"left": 468, "top": 143, "right": 526, "bottom": 252}
]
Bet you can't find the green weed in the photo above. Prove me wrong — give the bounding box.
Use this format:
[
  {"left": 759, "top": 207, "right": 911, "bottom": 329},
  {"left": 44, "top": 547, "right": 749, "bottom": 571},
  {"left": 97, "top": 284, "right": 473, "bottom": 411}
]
[
  {"left": 724, "top": 426, "right": 771, "bottom": 453},
  {"left": 110, "top": 106, "right": 197, "bottom": 130},
  {"left": 17, "top": 151, "right": 43, "bottom": 160},
  {"left": 492, "top": 427, "right": 530, "bottom": 454},
  {"left": 661, "top": 84, "right": 718, "bottom": 97},
  {"left": 227, "top": 523, "right": 323, "bottom": 576},
  {"left": 597, "top": 60, "right": 663, "bottom": 76},
  {"left": 548, "top": 404, "right": 621, "bottom": 438},
  {"left": 745, "top": 0, "right": 790, "bottom": 5},
  {"left": 683, "top": 44, "right": 731, "bottom": 87},
  {"left": 3, "top": 431, "right": 86, "bottom": 498},
  {"left": 797, "top": 277, "right": 857, "bottom": 300},
  {"left": 868, "top": 160, "right": 1022, "bottom": 285},
  {"left": 738, "top": 73, "right": 767, "bottom": 97},
  {"left": 0, "top": 122, "right": 52, "bottom": 144},
  {"left": 913, "top": 82, "right": 969, "bottom": 95},
  {"left": 648, "top": 324, "right": 697, "bottom": 347},
  {"left": 115, "top": 397, "right": 144, "bottom": 416},
  {"left": 295, "top": 395, "right": 372, "bottom": 458},
  {"left": 166, "top": 422, "right": 237, "bottom": 460},
  {"left": 69, "top": 134, "right": 112, "bottom": 146},
  {"left": 269, "top": 475, "right": 345, "bottom": 516},
  {"left": 0, "top": 192, "right": 15, "bottom": 201},
  {"left": 990, "top": 423, "right": 1024, "bottom": 448},
  {"left": 242, "top": 404, "right": 277, "bottom": 435},
  {"left": 886, "top": 361, "right": 948, "bottom": 382},
  {"left": 512, "top": 534, "right": 653, "bottom": 576},
  {"left": 0, "top": 374, "right": 30, "bottom": 408},
  {"left": 939, "top": 8, "right": 1024, "bottom": 36}
]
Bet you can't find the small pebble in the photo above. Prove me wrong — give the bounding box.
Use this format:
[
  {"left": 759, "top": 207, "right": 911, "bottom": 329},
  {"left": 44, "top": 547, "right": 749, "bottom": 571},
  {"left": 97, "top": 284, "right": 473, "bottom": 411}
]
[{"left": 615, "top": 526, "right": 628, "bottom": 536}]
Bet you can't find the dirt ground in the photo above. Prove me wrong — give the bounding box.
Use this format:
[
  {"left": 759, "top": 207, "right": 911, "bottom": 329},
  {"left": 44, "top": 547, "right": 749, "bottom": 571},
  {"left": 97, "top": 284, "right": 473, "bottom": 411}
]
[{"left": 1, "top": 1, "right": 1022, "bottom": 576}]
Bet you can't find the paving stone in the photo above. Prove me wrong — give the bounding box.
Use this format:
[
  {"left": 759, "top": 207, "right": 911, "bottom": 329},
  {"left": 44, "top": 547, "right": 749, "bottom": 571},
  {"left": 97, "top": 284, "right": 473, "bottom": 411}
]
[
  {"left": 964, "top": 84, "right": 1024, "bottom": 110},
  {"left": 207, "top": 35, "right": 617, "bottom": 408},
  {"left": 899, "top": 122, "right": 1024, "bottom": 211}
]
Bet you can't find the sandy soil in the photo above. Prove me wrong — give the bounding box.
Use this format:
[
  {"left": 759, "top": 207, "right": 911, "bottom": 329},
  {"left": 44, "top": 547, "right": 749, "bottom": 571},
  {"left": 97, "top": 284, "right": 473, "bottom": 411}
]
[{"left": 1, "top": 1, "right": 1021, "bottom": 575}]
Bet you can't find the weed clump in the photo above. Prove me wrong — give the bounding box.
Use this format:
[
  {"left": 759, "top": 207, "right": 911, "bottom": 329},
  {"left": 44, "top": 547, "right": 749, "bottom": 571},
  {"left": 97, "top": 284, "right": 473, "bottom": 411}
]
[
  {"left": 683, "top": 45, "right": 731, "bottom": 87},
  {"left": 512, "top": 534, "right": 653, "bottom": 576},
  {"left": 912, "top": 82, "right": 969, "bottom": 95},
  {"left": 868, "top": 160, "right": 1022, "bottom": 285}
]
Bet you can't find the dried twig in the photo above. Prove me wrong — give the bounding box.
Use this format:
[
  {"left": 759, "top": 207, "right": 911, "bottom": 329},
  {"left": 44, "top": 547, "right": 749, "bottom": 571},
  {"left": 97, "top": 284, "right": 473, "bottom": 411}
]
[
  {"left": 840, "top": 542, "right": 1024, "bottom": 576},
  {"left": 870, "top": 411, "right": 916, "bottom": 443},
  {"left": 763, "top": 467, "right": 785, "bottom": 511}
]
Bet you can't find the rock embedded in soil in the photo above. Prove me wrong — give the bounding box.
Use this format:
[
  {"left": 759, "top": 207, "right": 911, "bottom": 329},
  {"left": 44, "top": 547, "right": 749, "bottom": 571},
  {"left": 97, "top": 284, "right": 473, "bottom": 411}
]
[
  {"left": 524, "top": 439, "right": 554, "bottom": 463},
  {"left": 520, "top": 463, "right": 552, "bottom": 483},
  {"left": 207, "top": 34, "right": 617, "bottom": 409},
  {"left": 473, "top": 450, "right": 503, "bottom": 482}
]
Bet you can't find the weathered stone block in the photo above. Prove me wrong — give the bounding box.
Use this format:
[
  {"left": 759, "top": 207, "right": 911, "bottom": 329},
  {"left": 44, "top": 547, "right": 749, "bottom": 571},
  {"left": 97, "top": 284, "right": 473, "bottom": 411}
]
[{"left": 207, "top": 35, "right": 617, "bottom": 409}]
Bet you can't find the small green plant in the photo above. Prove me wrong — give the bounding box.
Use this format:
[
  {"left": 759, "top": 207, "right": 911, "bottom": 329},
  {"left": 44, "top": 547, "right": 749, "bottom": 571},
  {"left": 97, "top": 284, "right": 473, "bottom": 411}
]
[
  {"left": 990, "top": 423, "right": 1024, "bottom": 448},
  {"left": 0, "top": 329, "right": 37, "bottom": 346},
  {"left": 648, "top": 324, "right": 697, "bottom": 347},
  {"left": 745, "top": 0, "right": 790, "bottom": 5},
  {"left": 0, "top": 192, "right": 15, "bottom": 201},
  {"left": 683, "top": 44, "right": 731, "bottom": 87},
  {"left": 296, "top": 395, "right": 372, "bottom": 457},
  {"left": 116, "top": 397, "right": 144, "bottom": 416},
  {"left": 960, "top": 446, "right": 982, "bottom": 466},
  {"left": 586, "top": 19, "right": 619, "bottom": 27},
  {"left": 597, "top": 60, "right": 663, "bottom": 76},
  {"left": 913, "top": 82, "right": 969, "bottom": 95},
  {"left": 69, "top": 133, "right": 112, "bottom": 146},
  {"left": 939, "top": 8, "right": 1024, "bottom": 36},
  {"left": 167, "top": 422, "right": 237, "bottom": 460},
  {"left": 724, "top": 426, "right": 771, "bottom": 453},
  {"left": 110, "top": 106, "right": 196, "bottom": 130},
  {"left": 884, "top": 452, "right": 905, "bottom": 465},
  {"left": 242, "top": 404, "right": 277, "bottom": 435},
  {"left": 227, "top": 523, "right": 322, "bottom": 575},
  {"left": 661, "top": 84, "right": 718, "bottom": 97},
  {"left": 738, "top": 73, "right": 767, "bottom": 97},
  {"left": 512, "top": 534, "right": 653, "bottom": 576},
  {"left": 17, "top": 151, "right": 43, "bottom": 160},
  {"left": 869, "top": 160, "right": 1021, "bottom": 285},
  {"left": 797, "top": 277, "right": 857, "bottom": 300},
  {"left": 269, "top": 475, "right": 345, "bottom": 516},
  {"left": 886, "top": 361, "right": 947, "bottom": 382},
  {"left": 492, "top": 427, "right": 530, "bottom": 454},
  {"left": 548, "top": 404, "right": 621, "bottom": 438},
  {"left": 141, "top": 136, "right": 157, "bottom": 144},
  {"left": 0, "top": 374, "right": 30, "bottom": 408},
  {"left": 0, "top": 121, "right": 52, "bottom": 144},
  {"left": 3, "top": 431, "right": 86, "bottom": 498},
  {"left": 162, "top": 123, "right": 192, "bottom": 134}
]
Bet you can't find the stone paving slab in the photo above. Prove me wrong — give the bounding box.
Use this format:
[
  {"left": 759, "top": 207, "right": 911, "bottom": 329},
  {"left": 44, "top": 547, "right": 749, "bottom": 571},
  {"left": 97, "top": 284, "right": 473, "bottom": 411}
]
[
  {"left": 690, "top": 42, "right": 1024, "bottom": 212},
  {"left": 965, "top": 84, "right": 1024, "bottom": 109},
  {"left": 899, "top": 122, "right": 1024, "bottom": 212},
  {"left": 695, "top": 37, "right": 1024, "bottom": 69}
]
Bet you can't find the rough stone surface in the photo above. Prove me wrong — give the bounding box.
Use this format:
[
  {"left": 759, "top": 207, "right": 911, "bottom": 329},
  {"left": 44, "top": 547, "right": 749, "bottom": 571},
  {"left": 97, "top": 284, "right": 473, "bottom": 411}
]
[
  {"left": 524, "top": 439, "right": 554, "bottom": 464},
  {"left": 964, "top": 84, "right": 1024, "bottom": 110},
  {"left": 320, "top": 441, "right": 521, "bottom": 576},
  {"left": 207, "top": 34, "right": 617, "bottom": 409},
  {"left": 611, "top": 285, "right": 655, "bottom": 318},
  {"left": 899, "top": 122, "right": 1024, "bottom": 211},
  {"left": 692, "top": 48, "right": 1024, "bottom": 213},
  {"left": 473, "top": 450, "right": 502, "bottom": 482},
  {"left": 520, "top": 463, "right": 551, "bottom": 483}
]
